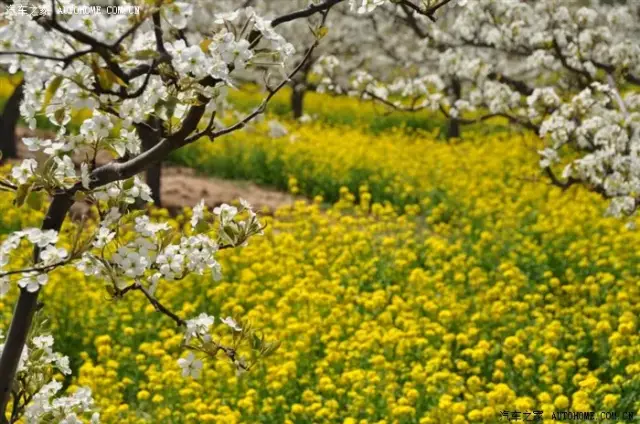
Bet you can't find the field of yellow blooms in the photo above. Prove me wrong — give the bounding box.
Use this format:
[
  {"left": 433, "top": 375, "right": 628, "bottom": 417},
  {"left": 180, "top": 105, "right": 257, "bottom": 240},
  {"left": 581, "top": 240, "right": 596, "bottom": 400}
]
[{"left": 2, "top": 112, "right": 640, "bottom": 424}]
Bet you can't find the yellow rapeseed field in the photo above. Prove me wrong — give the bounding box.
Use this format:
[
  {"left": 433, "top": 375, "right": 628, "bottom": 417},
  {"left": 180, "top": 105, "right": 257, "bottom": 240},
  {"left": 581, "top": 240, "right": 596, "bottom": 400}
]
[{"left": 1, "top": 120, "right": 640, "bottom": 423}]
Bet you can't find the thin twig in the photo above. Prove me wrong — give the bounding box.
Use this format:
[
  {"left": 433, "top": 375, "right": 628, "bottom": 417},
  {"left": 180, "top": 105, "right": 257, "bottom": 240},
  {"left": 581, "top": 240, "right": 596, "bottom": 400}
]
[
  {"left": 607, "top": 73, "right": 629, "bottom": 117},
  {"left": 0, "top": 259, "right": 72, "bottom": 279},
  {"left": 211, "top": 34, "right": 325, "bottom": 139},
  {"left": 136, "top": 283, "right": 186, "bottom": 327}
]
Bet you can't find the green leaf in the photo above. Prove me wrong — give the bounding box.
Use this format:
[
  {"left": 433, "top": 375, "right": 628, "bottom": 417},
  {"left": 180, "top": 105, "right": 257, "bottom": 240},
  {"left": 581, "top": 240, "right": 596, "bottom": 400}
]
[
  {"left": 14, "top": 183, "right": 33, "bottom": 207},
  {"left": 74, "top": 191, "right": 87, "bottom": 202},
  {"left": 316, "top": 26, "right": 329, "bottom": 40},
  {"left": 220, "top": 227, "right": 236, "bottom": 246},
  {"left": 195, "top": 220, "right": 210, "bottom": 233},
  {"left": 53, "top": 109, "right": 66, "bottom": 126},
  {"left": 163, "top": 97, "right": 178, "bottom": 121},
  {"left": 122, "top": 177, "right": 135, "bottom": 190},
  {"left": 26, "top": 191, "right": 44, "bottom": 210},
  {"left": 43, "top": 76, "right": 63, "bottom": 110},
  {"left": 134, "top": 49, "right": 161, "bottom": 60},
  {"left": 262, "top": 340, "right": 281, "bottom": 358},
  {"left": 96, "top": 67, "right": 128, "bottom": 90},
  {"left": 252, "top": 333, "right": 262, "bottom": 350},
  {"left": 41, "top": 155, "right": 57, "bottom": 176}
]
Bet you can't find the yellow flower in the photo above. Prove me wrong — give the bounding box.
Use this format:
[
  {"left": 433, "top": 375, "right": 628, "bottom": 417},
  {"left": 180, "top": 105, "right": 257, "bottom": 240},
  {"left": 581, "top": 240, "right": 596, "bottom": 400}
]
[
  {"left": 468, "top": 409, "right": 482, "bottom": 421},
  {"left": 554, "top": 395, "right": 569, "bottom": 410},
  {"left": 579, "top": 375, "right": 599, "bottom": 392},
  {"left": 603, "top": 394, "right": 619, "bottom": 409}
]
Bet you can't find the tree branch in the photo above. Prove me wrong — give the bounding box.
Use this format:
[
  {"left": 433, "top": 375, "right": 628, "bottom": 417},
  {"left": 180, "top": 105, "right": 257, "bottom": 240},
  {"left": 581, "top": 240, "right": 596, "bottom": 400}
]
[
  {"left": 363, "top": 89, "right": 430, "bottom": 112},
  {"left": 272, "top": 0, "right": 345, "bottom": 27},
  {"left": 606, "top": 73, "right": 630, "bottom": 118},
  {"left": 152, "top": 11, "right": 169, "bottom": 57},
  {"left": 398, "top": 3, "right": 428, "bottom": 38},
  {"left": 544, "top": 166, "right": 576, "bottom": 190},
  {"left": 488, "top": 72, "right": 534, "bottom": 96},
  {"left": 248, "top": 0, "right": 344, "bottom": 46},
  {"left": 136, "top": 283, "right": 185, "bottom": 327},
  {"left": 0, "top": 259, "right": 71, "bottom": 278},
  {"left": 210, "top": 39, "right": 321, "bottom": 139},
  {"left": 399, "top": 0, "right": 454, "bottom": 22},
  {"left": 551, "top": 37, "right": 591, "bottom": 86},
  {"left": 625, "top": 73, "right": 640, "bottom": 86}
]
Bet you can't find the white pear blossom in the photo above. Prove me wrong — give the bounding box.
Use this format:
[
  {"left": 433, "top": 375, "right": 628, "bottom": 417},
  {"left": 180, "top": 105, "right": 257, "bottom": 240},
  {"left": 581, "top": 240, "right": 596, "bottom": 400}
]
[
  {"left": 18, "top": 273, "right": 48, "bottom": 293},
  {"left": 0, "top": 277, "right": 9, "bottom": 297},
  {"left": 538, "top": 148, "right": 560, "bottom": 168},
  {"left": 11, "top": 158, "right": 38, "bottom": 184},
  {"left": 213, "top": 204, "right": 238, "bottom": 224},
  {"left": 350, "top": 0, "right": 385, "bottom": 14},
  {"left": 219, "top": 33, "right": 254, "bottom": 70},
  {"left": 191, "top": 199, "right": 206, "bottom": 228},
  {"left": 32, "top": 335, "right": 54, "bottom": 354},
  {"left": 93, "top": 227, "right": 115, "bottom": 249},
  {"left": 177, "top": 352, "right": 203, "bottom": 379},
  {"left": 184, "top": 313, "right": 215, "bottom": 343},
  {"left": 23, "top": 228, "right": 59, "bottom": 248},
  {"left": 80, "top": 113, "right": 113, "bottom": 141},
  {"left": 81, "top": 163, "right": 91, "bottom": 189},
  {"left": 22, "top": 137, "right": 52, "bottom": 152},
  {"left": 221, "top": 316, "right": 242, "bottom": 332},
  {"left": 39, "top": 245, "right": 68, "bottom": 266}
]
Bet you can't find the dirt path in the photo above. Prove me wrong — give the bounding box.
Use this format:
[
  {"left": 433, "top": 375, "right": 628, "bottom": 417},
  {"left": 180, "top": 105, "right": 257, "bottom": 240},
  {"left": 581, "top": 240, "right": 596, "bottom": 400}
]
[
  {"left": 12, "top": 127, "right": 296, "bottom": 215},
  {"left": 160, "top": 166, "right": 295, "bottom": 214}
]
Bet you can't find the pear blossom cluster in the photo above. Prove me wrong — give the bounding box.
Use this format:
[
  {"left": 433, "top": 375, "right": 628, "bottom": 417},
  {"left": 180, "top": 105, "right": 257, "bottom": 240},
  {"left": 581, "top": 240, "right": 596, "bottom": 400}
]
[
  {"left": 76, "top": 199, "right": 262, "bottom": 295},
  {"left": 199, "top": 1, "right": 462, "bottom": 122},
  {"left": 0, "top": 197, "right": 264, "bottom": 420},
  {"left": 180, "top": 311, "right": 277, "bottom": 378},
  {"left": 24, "top": 383, "right": 99, "bottom": 424},
  {"left": 0, "top": 330, "right": 98, "bottom": 423},
  {"left": 0, "top": 0, "right": 303, "bottom": 302},
  {"left": 0, "top": 0, "right": 299, "bottom": 168},
  {"left": 0, "top": 228, "right": 65, "bottom": 296}
]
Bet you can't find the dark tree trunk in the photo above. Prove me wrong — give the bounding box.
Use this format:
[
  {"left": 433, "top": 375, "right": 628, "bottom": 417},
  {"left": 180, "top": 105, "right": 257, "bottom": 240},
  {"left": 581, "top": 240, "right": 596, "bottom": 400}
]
[
  {"left": 289, "top": 55, "right": 314, "bottom": 120},
  {"left": 137, "top": 118, "right": 162, "bottom": 206},
  {"left": 146, "top": 162, "right": 162, "bottom": 206},
  {"left": 291, "top": 85, "right": 306, "bottom": 119},
  {"left": 0, "top": 79, "right": 24, "bottom": 161},
  {"left": 447, "top": 77, "right": 461, "bottom": 139},
  {"left": 447, "top": 116, "right": 460, "bottom": 139}
]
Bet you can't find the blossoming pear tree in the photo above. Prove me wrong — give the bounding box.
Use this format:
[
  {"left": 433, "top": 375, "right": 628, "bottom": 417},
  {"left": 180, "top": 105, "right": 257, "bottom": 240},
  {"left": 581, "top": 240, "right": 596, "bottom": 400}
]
[
  {"left": 316, "top": 0, "right": 640, "bottom": 219},
  {"left": 0, "top": 0, "right": 448, "bottom": 421},
  {"left": 247, "top": 0, "right": 402, "bottom": 119}
]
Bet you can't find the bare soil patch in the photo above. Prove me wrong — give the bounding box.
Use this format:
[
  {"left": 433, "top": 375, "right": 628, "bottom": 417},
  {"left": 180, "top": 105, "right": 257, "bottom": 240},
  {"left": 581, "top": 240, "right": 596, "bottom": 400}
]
[{"left": 160, "top": 166, "right": 295, "bottom": 214}]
